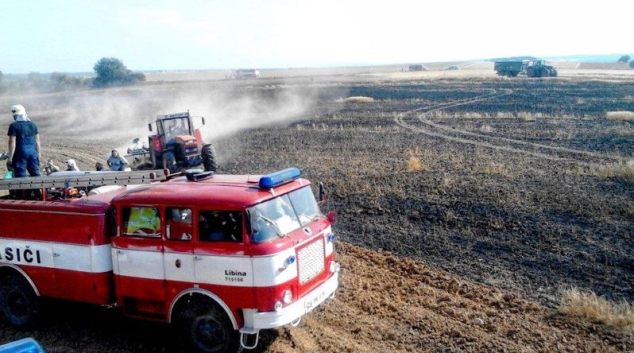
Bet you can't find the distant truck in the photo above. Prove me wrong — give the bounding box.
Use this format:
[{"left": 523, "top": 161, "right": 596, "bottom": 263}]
[
  {"left": 234, "top": 69, "right": 260, "bottom": 79},
  {"left": 494, "top": 59, "right": 557, "bottom": 78}
]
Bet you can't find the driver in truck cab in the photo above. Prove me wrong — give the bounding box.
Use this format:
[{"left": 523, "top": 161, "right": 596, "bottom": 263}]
[{"left": 250, "top": 197, "right": 299, "bottom": 243}]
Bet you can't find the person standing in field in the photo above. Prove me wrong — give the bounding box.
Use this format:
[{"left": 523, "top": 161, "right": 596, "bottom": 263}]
[
  {"left": 66, "top": 159, "right": 80, "bottom": 171},
  {"left": 7, "top": 104, "right": 41, "bottom": 177},
  {"left": 107, "top": 150, "right": 130, "bottom": 171},
  {"left": 45, "top": 158, "right": 61, "bottom": 175}
]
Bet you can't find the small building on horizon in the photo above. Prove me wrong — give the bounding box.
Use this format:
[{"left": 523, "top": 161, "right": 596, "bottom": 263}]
[{"left": 233, "top": 69, "right": 261, "bottom": 79}]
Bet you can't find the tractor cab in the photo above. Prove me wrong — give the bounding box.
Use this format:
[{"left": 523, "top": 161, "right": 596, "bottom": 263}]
[
  {"left": 143, "top": 111, "right": 216, "bottom": 173},
  {"left": 156, "top": 115, "right": 194, "bottom": 147}
]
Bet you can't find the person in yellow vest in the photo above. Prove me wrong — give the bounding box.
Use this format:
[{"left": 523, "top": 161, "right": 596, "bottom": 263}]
[{"left": 127, "top": 207, "right": 161, "bottom": 236}]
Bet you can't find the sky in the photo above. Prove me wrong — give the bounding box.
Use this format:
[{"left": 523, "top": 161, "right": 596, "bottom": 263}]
[{"left": 1, "top": 0, "right": 632, "bottom": 74}]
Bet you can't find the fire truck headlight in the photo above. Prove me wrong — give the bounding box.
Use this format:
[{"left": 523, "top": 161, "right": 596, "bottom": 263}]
[
  {"left": 330, "top": 261, "right": 340, "bottom": 274},
  {"left": 274, "top": 301, "right": 283, "bottom": 312},
  {"left": 327, "top": 233, "right": 336, "bottom": 243},
  {"left": 283, "top": 289, "right": 293, "bottom": 304},
  {"left": 279, "top": 255, "right": 296, "bottom": 271}
]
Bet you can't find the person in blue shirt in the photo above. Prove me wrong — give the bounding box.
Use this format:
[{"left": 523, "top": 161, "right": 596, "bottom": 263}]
[
  {"left": 107, "top": 150, "right": 130, "bottom": 171},
  {"left": 7, "top": 104, "right": 41, "bottom": 178}
]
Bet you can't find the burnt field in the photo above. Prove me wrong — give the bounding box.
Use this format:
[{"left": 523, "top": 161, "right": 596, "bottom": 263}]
[
  {"left": 1, "top": 74, "right": 634, "bottom": 352},
  {"left": 220, "top": 78, "right": 634, "bottom": 305}
]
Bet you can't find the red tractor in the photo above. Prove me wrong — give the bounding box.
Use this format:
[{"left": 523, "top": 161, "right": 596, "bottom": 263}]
[{"left": 128, "top": 111, "right": 216, "bottom": 173}]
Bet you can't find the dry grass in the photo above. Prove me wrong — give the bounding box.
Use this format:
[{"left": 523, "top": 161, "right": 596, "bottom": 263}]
[
  {"left": 559, "top": 287, "right": 634, "bottom": 330},
  {"left": 594, "top": 161, "right": 634, "bottom": 181},
  {"left": 405, "top": 148, "right": 432, "bottom": 172},
  {"left": 341, "top": 96, "right": 375, "bottom": 103},
  {"left": 606, "top": 111, "right": 634, "bottom": 121},
  {"left": 482, "top": 161, "right": 510, "bottom": 176},
  {"left": 406, "top": 156, "right": 426, "bottom": 172},
  {"left": 479, "top": 124, "right": 493, "bottom": 133}
]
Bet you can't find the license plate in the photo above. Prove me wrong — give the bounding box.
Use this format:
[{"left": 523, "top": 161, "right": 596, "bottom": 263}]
[{"left": 303, "top": 288, "right": 328, "bottom": 313}]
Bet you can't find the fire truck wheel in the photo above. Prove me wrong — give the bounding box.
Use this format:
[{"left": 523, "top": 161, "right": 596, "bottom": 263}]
[
  {"left": 176, "top": 299, "right": 240, "bottom": 353},
  {"left": 201, "top": 144, "right": 217, "bottom": 172},
  {"left": 0, "top": 274, "right": 40, "bottom": 330}
]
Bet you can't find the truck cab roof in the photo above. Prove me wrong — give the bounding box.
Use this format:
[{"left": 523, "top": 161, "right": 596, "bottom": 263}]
[{"left": 107, "top": 172, "right": 311, "bottom": 210}]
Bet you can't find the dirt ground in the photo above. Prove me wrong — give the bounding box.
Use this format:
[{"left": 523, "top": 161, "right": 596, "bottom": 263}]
[{"left": 1, "top": 67, "right": 633, "bottom": 352}]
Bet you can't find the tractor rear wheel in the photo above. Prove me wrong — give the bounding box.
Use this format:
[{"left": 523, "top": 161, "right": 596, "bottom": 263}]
[
  {"left": 526, "top": 67, "right": 535, "bottom": 77},
  {"left": 202, "top": 144, "right": 217, "bottom": 172},
  {"left": 0, "top": 274, "right": 40, "bottom": 330}
]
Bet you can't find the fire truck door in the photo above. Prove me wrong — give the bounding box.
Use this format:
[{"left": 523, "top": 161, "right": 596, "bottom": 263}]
[
  {"left": 112, "top": 206, "right": 168, "bottom": 314},
  {"left": 163, "top": 207, "right": 195, "bottom": 289}
]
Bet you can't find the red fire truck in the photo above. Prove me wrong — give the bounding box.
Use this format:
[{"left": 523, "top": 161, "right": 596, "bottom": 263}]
[{"left": 0, "top": 168, "right": 339, "bottom": 353}]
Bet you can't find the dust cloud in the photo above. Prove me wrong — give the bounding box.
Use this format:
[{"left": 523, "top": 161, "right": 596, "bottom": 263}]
[{"left": 16, "top": 83, "right": 321, "bottom": 156}]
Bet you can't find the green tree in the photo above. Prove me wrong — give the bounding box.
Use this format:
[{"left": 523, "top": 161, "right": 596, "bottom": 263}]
[
  {"left": 617, "top": 55, "right": 630, "bottom": 63},
  {"left": 50, "top": 72, "right": 91, "bottom": 90},
  {"left": 93, "top": 57, "right": 146, "bottom": 87},
  {"left": 630, "top": 60, "right": 634, "bottom": 69},
  {"left": 0, "top": 70, "right": 3, "bottom": 81}
]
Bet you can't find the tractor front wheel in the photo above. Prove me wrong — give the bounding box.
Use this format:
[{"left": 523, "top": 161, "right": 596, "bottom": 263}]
[{"left": 162, "top": 151, "right": 177, "bottom": 173}]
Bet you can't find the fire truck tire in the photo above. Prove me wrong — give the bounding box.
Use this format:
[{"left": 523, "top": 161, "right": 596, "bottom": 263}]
[
  {"left": 0, "top": 274, "right": 40, "bottom": 330},
  {"left": 201, "top": 144, "right": 217, "bottom": 172},
  {"left": 176, "top": 299, "right": 240, "bottom": 353}
]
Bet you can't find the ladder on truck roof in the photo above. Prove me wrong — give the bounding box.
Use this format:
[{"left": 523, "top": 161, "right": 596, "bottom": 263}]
[{"left": 0, "top": 170, "right": 167, "bottom": 191}]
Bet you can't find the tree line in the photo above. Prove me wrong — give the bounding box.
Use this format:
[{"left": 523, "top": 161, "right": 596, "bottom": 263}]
[
  {"left": 0, "top": 57, "right": 145, "bottom": 94},
  {"left": 617, "top": 55, "right": 634, "bottom": 68}
]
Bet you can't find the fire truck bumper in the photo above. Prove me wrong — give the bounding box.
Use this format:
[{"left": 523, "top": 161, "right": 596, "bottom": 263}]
[{"left": 241, "top": 271, "right": 339, "bottom": 331}]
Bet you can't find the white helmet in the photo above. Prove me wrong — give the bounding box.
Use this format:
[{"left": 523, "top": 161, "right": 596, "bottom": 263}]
[
  {"left": 67, "top": 159, "right": 77, "bottom": 167},
  {"left": 11, "top": 104, "right": 26, "bottom": 117}
]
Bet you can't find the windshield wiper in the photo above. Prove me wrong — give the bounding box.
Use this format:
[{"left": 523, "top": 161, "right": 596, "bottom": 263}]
[{"left": 259, "top": 215, "right": 284, "bottom": 238}]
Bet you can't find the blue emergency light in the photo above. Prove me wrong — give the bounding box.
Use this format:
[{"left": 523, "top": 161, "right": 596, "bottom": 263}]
[
  {"left": 0, "top": 338, "right": 45, "bottom": 353},
  {"left": 259, "top": 168, "right": 301, "bottom": 189}
]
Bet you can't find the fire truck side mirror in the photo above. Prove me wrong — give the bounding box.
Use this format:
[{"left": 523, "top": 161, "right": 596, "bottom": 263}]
[
  {"left": 201, "top": 117, "right": 205, "bottom": 125},
  {"left": 148, "top": 123, "right": 152, "bottom": 132},
  {"left": 318, "top": 182, "right": 328, "bottom": 204}
]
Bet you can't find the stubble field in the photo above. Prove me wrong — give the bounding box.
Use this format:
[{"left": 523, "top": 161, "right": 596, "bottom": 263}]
[{"left": 1, "top": 67, "right": 633, "bottom": 352}]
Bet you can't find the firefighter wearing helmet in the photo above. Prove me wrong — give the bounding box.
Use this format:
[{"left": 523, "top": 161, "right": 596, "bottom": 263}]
[{"left": 7, "top": 104, "right": 41, "bottom": 178}]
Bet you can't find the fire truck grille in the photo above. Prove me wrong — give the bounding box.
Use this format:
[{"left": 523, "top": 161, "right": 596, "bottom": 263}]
[{"left": 298, "top": 238, "right": 325, "bottom": 284}]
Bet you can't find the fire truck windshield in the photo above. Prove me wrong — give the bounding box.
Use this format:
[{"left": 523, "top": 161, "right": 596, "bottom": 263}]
[{"left": 248, "top": 186, "right": 321, "bottom": 243}]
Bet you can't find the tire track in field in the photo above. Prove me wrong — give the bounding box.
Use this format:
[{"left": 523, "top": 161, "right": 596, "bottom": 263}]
[{"left": 394, "top": 90, "right": 627, "bottom": 165}]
